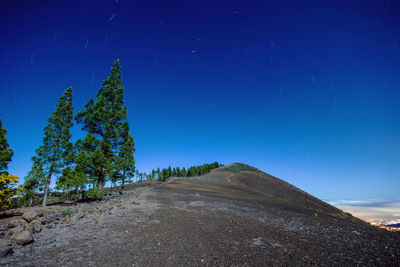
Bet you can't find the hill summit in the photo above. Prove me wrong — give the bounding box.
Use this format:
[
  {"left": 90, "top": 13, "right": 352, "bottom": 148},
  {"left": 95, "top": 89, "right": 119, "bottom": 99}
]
[{"left": 168, "top": 162, "right": 340, "bottom": 215}]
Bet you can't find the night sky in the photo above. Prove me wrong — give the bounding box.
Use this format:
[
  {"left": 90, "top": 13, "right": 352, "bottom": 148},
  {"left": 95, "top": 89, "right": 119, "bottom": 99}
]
[{"left": 1, "top": 0, "right": 399, "bottom": 201}]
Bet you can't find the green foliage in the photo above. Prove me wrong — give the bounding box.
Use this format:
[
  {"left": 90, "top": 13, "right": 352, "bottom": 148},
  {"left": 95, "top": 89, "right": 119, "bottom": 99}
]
[
  {"left": 0, "top": 173, "right": 20, "bottom": 210},
  {"left": 75, "top": 60, "right": 134, "bottom": 190},
  {"left": 160, "top": 168, "right": 168, "bottom": 181},
  {"left": 0, "top": 118, "right": 13, "bottom": 175},
  {"left": 61, "top": 207, "right": 73, "bottom": 217},
  {"left": 135, "top": 170, "right": 151, "bottom": 182},
  {"left": 33, "top": 87, "right": 74, "bottom": 206},
  {"left": 156, "top": 162, "right": 222, "bottom": 182},
  {"left": 21, "top": 156, "right": 46, "bottom": 206},
  {"left": 24, "top": 156, "right": 45, "bottom": 190},
  {"left": 85, "top": 188, "right": 105, "bottom": 199},
  {"left": 20, "top": 161, "right": 43, "bottom": 207},
  {"left": 74, "top": 135, "right": 112, "bottom": 189},
  {"left": 56, "top": 165, "right": 87, "bottom": 200},
  {"left": 20, "top": 61, "right": 136, "bottom": 202},
  {"left": 117, "top": 133, "right": 135, "bottom": 187},
  {"left": 219, "top": 163, "right": 258, "bottom": 173},
  {"left": 167, "top": 166, "right": 172, "bottom": 178},
  {"left": 0, "top": 118, "right": 20, "bottom": 210}
]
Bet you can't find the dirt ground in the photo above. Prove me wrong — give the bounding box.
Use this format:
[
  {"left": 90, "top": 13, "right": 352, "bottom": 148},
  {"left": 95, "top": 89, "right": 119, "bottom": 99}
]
[{"left": 1, "top": 167, "right": 399, "bottom": 266}]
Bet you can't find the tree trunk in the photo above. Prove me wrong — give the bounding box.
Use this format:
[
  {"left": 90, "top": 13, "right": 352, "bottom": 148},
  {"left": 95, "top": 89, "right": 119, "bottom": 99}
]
[
  {"left": 42, "top": 165, "right": 54, "bottom": 207},
  {"left": 29, "top": 196, "right": 33, "bottom": 207},
  {"left": 75, "top": 186, "right": 79, "bottom": 200},
  {"left": 97, "top": 167, "right": 106, "bottom": 190},
  {"left": 42, "top": 144, "right": 58, "bottom": 207},
  {"left": 98, "top": 182, "right": 105, "bottom": 191},
  {"left": 79, "top": 186, "right": 83, "bottom": 199},
  {"left": 122, "top": 170, "right": 126, "bottom": 190}
]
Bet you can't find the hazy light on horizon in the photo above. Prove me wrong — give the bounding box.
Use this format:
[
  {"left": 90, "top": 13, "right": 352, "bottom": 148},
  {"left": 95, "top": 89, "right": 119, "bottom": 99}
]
[{"left": 330, "top": 199, "right": 400, "bottom": 224}]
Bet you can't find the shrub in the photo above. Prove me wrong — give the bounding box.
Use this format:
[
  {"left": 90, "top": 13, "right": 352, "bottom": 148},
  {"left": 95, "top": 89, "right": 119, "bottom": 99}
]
[
  {"left": 86, "top": 188, "right": 105, "bottom": 199},
  {"left": 61, "top": 207, "right": 73, "bottom": 217},
  {"left": 0, "top": 173, "right": 20, "bottom": 210}
]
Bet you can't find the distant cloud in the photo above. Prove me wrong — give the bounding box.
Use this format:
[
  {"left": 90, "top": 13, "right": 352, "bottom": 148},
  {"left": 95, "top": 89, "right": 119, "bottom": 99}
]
[
  {"left": 329, "top": 199, "right": 400, "bottom": 224},
  {"left": 329, "top": 199, "right": 400, "bottom": 208}
]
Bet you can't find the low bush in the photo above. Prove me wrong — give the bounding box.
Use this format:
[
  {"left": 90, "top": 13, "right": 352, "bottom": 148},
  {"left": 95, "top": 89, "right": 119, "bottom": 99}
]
[
  {"left": 61, "top": 207, "right": 73, "bottom": 217},
  {"left": 86, "top": 188, "right": 105, "bottom": 199}
]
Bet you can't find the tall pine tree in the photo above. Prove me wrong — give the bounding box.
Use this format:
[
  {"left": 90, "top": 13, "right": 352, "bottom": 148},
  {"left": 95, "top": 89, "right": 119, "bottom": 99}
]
[
  {"left": 36, "top": 87, "right": 74, "bottom": 206},
  {"left": 75, "top": 60, "right": 134, "bottom": 190}
]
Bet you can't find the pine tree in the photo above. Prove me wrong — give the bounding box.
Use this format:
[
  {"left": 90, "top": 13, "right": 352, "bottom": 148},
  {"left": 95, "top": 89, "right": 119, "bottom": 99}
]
[
  {"left": 56, "top": 167, "right": 73, "bottom": 199},
  {"left": 161, "top": 168, "right": 168, "bottom": 181},
  {"left": 36, "top": 87, "right": 73, "bottom": 206},
  {"left": 168, "top": 166, "right": 172, "bottom": 178},
  {"left": 74, "top": 135, "right": 112, "bottom": 189},
  {"left": 118, "top": 133, "right": 135, "bottom": 189},
  {"left": 0, "top": 118, "right": 13, "bottom": 175},
  {"left": 75, "top": 60, "right": 131, "bottom": 190},
  {"left": 22, "top": 156, "right": 45, "bottom": 206}
]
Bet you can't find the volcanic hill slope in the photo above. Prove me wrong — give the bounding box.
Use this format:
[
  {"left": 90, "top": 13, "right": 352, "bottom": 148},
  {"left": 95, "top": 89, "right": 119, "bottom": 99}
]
[{"left": 1, "top": 163, "right": 399, "bottom": 266}]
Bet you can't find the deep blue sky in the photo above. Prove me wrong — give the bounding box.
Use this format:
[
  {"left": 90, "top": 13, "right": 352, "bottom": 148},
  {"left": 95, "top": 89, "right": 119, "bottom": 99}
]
[{"left": 1, "top": 0, "right": 399, "bottom": 201}]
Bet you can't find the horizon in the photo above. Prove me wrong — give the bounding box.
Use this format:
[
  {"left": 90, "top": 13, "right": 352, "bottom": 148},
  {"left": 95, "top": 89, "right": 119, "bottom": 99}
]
[{"left": 1, "top": 1, "right": 399, "bottom": 206}]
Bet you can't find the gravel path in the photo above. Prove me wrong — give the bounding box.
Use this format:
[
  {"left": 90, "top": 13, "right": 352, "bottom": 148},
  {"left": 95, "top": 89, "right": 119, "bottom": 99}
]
[{"left": 1, "top": 179, "right": 399, "bottom": 266}]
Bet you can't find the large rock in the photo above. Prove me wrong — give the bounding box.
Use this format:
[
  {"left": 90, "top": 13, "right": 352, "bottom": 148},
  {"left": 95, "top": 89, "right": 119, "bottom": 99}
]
[
  {"left": 30, "top": 215, "right": 43, "bottom": 225},
  {"left": 6, "top": 218, "right": 20, "bottom": 228},
  {"left": 22, "top": 211, "right": 39, "bottom": 223},
  {"left": 28, "top": 221, "right": 42, "bottom": 233},
  {"left": 32, "top": 222, "right": 42, "bottom": 233},
  {"left": 0, "top": 239, "right": 13, "bottom": 257},
  {"left": 11, "top": 229, "right": 34, "bottom": 245},
  {"left": 6, "top": 219, "right": 28, "bottom": 238},
  {"left": 0, "top": 225, "right": 8, "bottom": 238}
]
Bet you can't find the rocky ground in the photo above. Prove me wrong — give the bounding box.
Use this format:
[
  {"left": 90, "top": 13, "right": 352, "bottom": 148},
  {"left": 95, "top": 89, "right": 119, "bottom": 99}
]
[{"left": 1, "top": 166, "right": 400, "bottom": 266}]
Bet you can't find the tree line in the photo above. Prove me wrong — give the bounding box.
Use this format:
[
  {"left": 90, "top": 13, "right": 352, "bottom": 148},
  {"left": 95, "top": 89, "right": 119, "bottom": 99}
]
[
  {"left": 109, "top": 162, "right": 223, "bottom": 185},
  {"left": 153, "top": 162, "right": 223, "bottom": 182}
]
